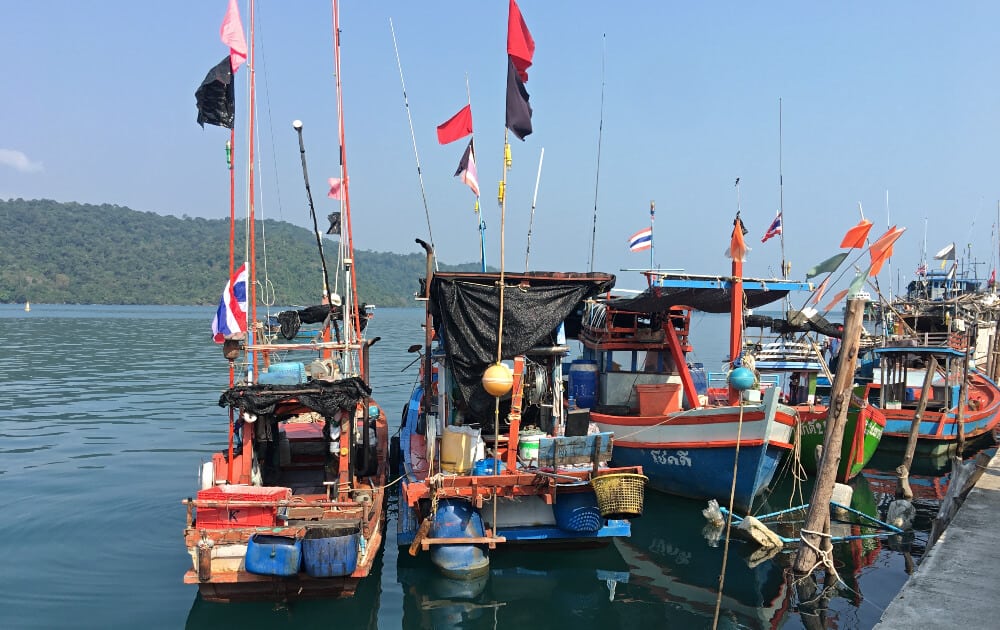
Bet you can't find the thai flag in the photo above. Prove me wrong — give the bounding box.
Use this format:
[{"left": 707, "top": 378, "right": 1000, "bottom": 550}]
[
  {"left": 761, "top": 211, "right": 782, "bottom": 243},
  {"left": 211, "top": 263, "right": 248, "bottom": 343},
  {"left": 916, "top": 263, "right": 927, "bottom": 276},
  {"left": 628, "top": 227, "right": 653, "bottom": 252}
]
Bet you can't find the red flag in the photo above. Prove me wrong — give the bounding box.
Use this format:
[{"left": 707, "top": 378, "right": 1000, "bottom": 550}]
[
  {"left": 436, "top": 104, "right": 473, "bottom": 145},
  {"left": 868, "top": 226, "right": 906, "bottom": 276},
  {"left": 220, "top": 0, "right": 248, "bottom": 73},
  {"left": 507, "top": 0, "right": 535, "bottom": 82},
  {"left": 328, "top": 177, "right": 346, "bottom": 200},
  {"left": 840, "top": 219, "right": 873, "bottom": 249}
]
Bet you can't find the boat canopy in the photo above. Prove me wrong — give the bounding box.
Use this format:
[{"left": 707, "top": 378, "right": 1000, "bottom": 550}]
[
  {"left": 429, "top": 271, "right": 615, "bottom": 416},
  {"left": 218, "top": 377, "right": 372, "bottom": 417},
  {"left": 609, "top": 284, "right": 789, "bottom": 314}
]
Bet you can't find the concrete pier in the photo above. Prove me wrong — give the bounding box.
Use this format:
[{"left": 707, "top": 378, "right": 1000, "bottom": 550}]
[{"left": 874, "top": 449, "right": 1000, "bottom": 629}]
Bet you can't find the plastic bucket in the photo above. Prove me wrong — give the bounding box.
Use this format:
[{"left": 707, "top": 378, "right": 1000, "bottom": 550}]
[
  {"left": 245, "top": 534, "right": 302, "bottom": 577},
  {"left": 301, "top": 526, "right": 360, "bottom": 578},
  {"left": 636, "top": 383, "right": 682, "bottom": 415},
  {"left": 569, "top": 360, "right": 599, "bottom": 409},
  {"left": 441, "top": 426, "right": 478, "bottom": 473},
  {"left": 518, "top": 430, "right": 543, "bottom": 466}
]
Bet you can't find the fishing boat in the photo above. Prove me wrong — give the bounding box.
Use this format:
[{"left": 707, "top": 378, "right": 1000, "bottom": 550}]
[
  {"left": 857, "top": 338, "right": 1000, "bottom": 457},
  {"left": 397, "top": 249, "right": 646, "bottom": 579},
  {"left": 742, "top": 334, "right": 886, "bottom": 482},
  {"left": 584, "top": 219, "right": 810, "bottom": 511},
  {"left": 182, "top": 0, "right": 387, "bottom": 601},
  {"left": 24, "top": 301, "right": 30, "bottom": 312}
]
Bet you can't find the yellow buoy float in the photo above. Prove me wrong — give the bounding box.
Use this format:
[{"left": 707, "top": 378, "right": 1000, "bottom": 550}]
[{"left": 482, "top": 363, "right": 514, "bottom": 397}]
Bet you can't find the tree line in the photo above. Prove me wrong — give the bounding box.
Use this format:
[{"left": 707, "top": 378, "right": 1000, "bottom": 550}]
[{"left": 0, "top": 198, "right": 482, "bottom": 306}]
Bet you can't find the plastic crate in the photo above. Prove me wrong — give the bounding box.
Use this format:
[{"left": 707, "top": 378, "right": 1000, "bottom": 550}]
[{"left": 195, "top": 485, "right": 291, "bottom": 529}]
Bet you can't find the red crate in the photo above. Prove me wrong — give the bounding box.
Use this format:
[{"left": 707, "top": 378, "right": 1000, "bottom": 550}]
[{"left": 195, "top": 485, "right": 292, "bottom": 529}]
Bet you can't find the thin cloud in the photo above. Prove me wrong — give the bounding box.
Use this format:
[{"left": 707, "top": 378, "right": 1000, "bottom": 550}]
[{"left": 0, "top": 149, "right": 43, "bottom": 173}]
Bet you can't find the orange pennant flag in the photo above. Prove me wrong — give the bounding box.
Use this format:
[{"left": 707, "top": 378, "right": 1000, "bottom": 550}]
[
  {"left": 840, "top": 219, "right": 873, "bottom": 249},
  {"left": 725, "top": 217, "right": 749, "bottom": 261},
  {"left": 869, "top": 226, "right": 906, "bottom": 275},
  {"left": 823, "top": 288, "right": 849, "bottom": 312},
  {"left": 812, "top": 277, "right": 830, "bottom": 304}
]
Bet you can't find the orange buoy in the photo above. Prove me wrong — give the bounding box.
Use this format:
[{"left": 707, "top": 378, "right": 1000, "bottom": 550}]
[{"left": 482, "top": 363, "right": 514, "bottom": 397}]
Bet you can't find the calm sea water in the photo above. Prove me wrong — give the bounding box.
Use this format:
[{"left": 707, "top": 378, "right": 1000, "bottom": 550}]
[{"left": 0, "top": 304, "right": 949, "bottom": 629}]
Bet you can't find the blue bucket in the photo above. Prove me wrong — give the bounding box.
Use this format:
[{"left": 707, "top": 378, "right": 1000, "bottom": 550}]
[
  {"left": 245, "top": 534, "right": 302, "bottom": 576},
  {"left": 301, "top": 525, "right": 360, "bottom": 578},
  {"left": 473, "top": 458, "right": 506, "bottom": 476},
  {"left": 553, "top": 491, "right": 603, "bottom": 533}
]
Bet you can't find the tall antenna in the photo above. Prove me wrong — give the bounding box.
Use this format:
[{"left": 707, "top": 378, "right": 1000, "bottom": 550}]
[
  {"left": 587, "top": 34, "right": 606, "bottom": 272},
  {"left": 524, "top": 147, "right": 545, "bottom": 271}
]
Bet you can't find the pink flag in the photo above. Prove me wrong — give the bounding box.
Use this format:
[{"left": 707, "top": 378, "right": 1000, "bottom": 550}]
[
  {"left": 328, "top": 177, "right": 345, "bottom": 200},
  {"left": 220, "top": 0, "right": 248, "bottom": 73}
]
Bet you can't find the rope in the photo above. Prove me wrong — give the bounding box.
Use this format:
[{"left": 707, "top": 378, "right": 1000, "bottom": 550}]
[
  {"left": 711, "top": 402, "right": 746, "bottom": 629},
  {"left": 795, "top": 528, "right": 841, "bottom": 585}
]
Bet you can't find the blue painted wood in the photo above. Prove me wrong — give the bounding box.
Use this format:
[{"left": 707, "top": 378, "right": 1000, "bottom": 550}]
[{"left": 537, "top": 432, "right": 613, "bottom": 467}]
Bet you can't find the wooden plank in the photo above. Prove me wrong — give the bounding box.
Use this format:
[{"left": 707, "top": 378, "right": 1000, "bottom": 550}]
[{"left": 536, "top": 432, "right": 613, "bottom": 467}]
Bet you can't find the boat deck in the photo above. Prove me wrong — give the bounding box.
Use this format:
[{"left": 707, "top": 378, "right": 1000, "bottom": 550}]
[{"left": 874, "top": 448, "right": 1000, "bottom": 628}]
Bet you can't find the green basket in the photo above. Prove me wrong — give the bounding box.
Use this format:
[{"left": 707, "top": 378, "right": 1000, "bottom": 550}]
[{"left": 590, "top": 473, "right": 647, "bottom": 519}]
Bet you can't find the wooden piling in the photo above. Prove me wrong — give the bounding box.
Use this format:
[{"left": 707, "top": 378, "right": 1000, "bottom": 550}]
[
  {"left": 896, "top": 356, "right": 937, "bottom": 500},
  {"left": 793, "top": 298, "right": 866, "bottom": 575}
]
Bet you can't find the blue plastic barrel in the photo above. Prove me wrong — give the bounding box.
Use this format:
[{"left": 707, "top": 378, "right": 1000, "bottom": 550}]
[
  {"left": 301, "top": 526, "right": 360, "bottom": 577},
  {"left": 569, "top": 360, "right": 599, "bottom": 409},
  {"left": 245, "top": 534, "right": 302, "bottom": 576}
]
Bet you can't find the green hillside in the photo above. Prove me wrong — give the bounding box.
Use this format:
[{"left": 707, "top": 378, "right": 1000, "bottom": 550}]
[{"left": 0, "top": 198, "right": 482, "bottom": 306}]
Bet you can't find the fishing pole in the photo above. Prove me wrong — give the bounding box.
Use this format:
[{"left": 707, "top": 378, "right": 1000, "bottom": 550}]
[
  {"left": 390, "top": 18, "right": 438, "bottom": 270},
  {"left": 292, "top": 120, "right": 334, "bottom": 315},
  {"left": 587, "top": 34, "right": 606, "bottom": 272},
  {"left": 524, "top": 147, "right": 545, "bottom": 271}
]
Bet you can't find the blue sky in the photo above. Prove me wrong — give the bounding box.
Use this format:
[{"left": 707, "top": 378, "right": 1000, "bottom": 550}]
[{"left": 2, "top": 1, "right": 999, "bottom": 294}]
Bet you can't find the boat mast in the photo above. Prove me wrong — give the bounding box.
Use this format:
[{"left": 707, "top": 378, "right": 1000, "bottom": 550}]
[
  {"left": 246, "top": 0, "right": 258, "bottom": 382},
  {"left": 332, "top": 0, "right": 363, "bottom": 377}
]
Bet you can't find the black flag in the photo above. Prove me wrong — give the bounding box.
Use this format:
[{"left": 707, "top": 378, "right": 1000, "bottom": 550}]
[
  {"left": 505, "top": 56, "right": 532, "bottom": 140},
  {"left": 327, "top": 212, "right": 341, "bottom": 235},
  {"left": 195, "top": 56, "right": 235, "bottom": 129}
]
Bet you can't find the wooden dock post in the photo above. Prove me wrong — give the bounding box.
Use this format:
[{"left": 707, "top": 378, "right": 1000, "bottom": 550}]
[
  {"left": 896, "top": 356, "right": 937, "bottom": 500},
  {"left": 793, "top": 297, "right": 866, "bottom": 575}
]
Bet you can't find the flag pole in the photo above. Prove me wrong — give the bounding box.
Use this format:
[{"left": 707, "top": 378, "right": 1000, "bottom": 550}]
[
  {"left": 524, "top": 148, "right": 545, "bottom": 272},
  {"left": 778, "top": 98, "right": 787, "bottom": 279},
  {"left": 390, "top": 17, "right": 438, "bottom": 270},
  {"left": 246, "top": 0, "right": 257, "bottom": 384},
  {"left": 587, "top": 34, "right": 607, "bottom": 272},
  {"left": 466, "top": 74, "right": 486, "bottom": 272},
  {"left": 649, "top": 200, "right": 655, "bottom": 269}
]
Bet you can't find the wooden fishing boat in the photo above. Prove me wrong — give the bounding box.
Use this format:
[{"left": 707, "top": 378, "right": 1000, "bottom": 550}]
[
  {"left": 858, "top": 340, "right": 1000, "bottom": 457},
  {"left": 584, "top": 219, "right": 811, "bottom": 511},
  {"left": 397, "top": 256, "right": 646, "bottom": 579},
  {"left": 744, "top": 337, "right": 886, "bottom": 482},
  {"left": 182, "top": 0, "right": 387, "bottom": 601}
]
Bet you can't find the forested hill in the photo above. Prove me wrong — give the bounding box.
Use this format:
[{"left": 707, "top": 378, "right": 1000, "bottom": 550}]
[{"left": 0, "top": 198, "right": 483, "bottom": 306}]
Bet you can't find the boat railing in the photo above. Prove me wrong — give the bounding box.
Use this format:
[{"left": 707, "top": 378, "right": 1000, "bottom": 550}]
[
  {"left": 884, "top": 330, "right": 969, "bottom": 352},
  {"left": 581, "top": 301, "right": 691, "bottom": 349}
]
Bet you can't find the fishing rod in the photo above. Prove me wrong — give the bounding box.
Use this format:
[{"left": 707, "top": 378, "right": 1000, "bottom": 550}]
[
  {"left": 292, "top": 120, "right": 335, "bottom": 320},
  {"left": 390, "top": 18, "right": 438, "bottom": 270},
  {"left": 524, "top": 147, "right": 545, "bottom": 271},
  {"left": 587, "top": 34, "right": 606, "bottom": 272}
]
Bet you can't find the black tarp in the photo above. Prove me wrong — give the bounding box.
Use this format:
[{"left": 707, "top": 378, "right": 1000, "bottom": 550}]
[
  {"left": 611, "top": 285, "right": 788, "bottom": 314},
  {"left": 430, "top": 272, "right": 614, "bottom": 418},
  {"left": 219, "top": 377, "right": 371, "bottom": 417}
]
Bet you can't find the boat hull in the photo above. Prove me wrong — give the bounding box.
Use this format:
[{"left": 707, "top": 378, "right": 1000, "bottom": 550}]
[
  {"left": 798, "top": 405, "right": 886, "bottom": 482},
  {"left": 590, "top": 389, "right": 796, "bottom": 511}
]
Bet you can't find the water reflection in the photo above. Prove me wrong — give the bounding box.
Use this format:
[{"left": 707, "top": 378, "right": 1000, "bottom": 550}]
[
  {"left": 185, "top": 552, "right": 383, "bottom": 629},
  {"left": 398, "top": 545, "right": 629, "bottom": 628}
]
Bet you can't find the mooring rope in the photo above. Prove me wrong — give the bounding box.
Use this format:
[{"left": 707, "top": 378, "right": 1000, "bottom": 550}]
[{"left": 711, "top": 400, "right": 746, "bottom": 629}]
